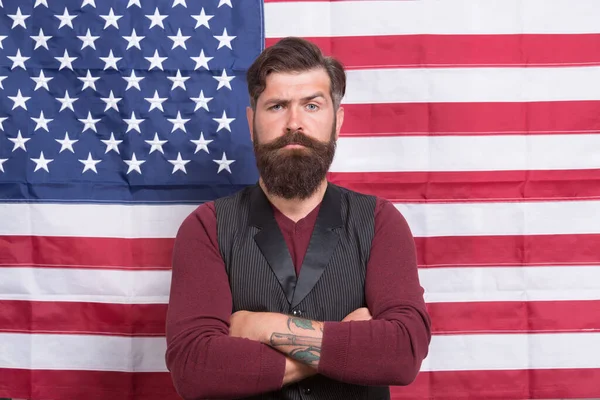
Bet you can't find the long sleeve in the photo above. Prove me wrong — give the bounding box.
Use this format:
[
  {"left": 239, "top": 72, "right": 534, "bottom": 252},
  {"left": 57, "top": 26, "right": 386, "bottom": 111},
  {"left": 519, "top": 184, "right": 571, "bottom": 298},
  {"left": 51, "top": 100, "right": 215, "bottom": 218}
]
[
  {"left": 317, "top": 198, "right": 431, "bottom": 386},
  {"left": 165, "top": 202, "right": 286, "bottom": 399}
]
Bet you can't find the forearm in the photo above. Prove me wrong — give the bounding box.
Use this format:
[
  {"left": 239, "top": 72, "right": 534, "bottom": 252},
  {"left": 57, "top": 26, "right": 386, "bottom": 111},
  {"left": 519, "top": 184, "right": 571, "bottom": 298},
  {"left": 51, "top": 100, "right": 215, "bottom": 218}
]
[
  {"left": 257, "top": 313, "right": 325, "bottom": 368},
  {"left": 282, "top": 356, "right": 318, "bottom": 386}
]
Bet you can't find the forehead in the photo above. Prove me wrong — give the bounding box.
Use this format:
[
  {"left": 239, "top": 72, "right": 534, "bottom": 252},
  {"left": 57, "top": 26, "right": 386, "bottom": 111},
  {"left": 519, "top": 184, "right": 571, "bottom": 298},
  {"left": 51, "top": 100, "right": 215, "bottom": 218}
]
[{"left": 260, "top": 68, "right": 331, "bottom": 100}]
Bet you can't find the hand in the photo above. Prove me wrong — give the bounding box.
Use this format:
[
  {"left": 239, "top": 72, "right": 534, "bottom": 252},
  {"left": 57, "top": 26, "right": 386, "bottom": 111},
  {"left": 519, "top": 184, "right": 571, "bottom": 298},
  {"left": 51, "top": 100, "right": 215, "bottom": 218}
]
[
  {"left": 229, "top": 310, "right": 265, "bottom": 342},
  {"left": 342, "top": 307, "right": 372, "bottom": 322}
]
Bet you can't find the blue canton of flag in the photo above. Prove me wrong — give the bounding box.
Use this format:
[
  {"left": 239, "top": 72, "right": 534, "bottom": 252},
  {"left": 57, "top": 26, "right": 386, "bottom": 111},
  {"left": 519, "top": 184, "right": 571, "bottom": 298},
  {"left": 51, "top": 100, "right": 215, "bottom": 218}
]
[{"left": 0, "top": 0, "right": 263, "bottom": 203}]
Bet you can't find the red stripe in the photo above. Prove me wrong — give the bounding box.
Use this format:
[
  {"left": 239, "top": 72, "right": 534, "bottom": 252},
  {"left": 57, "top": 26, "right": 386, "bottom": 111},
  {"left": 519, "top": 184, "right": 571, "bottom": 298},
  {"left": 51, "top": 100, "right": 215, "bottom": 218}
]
[
  {"left": 428, "top": 300, "right": 600, "bottom": 335},
  {"left": 0, "top": 369, "right": 179, "bottom": 400},
  {"left": 266, "top": 35, "right": 600, "bottom": 68},
  {"left": 414, "top": 234, "right": 600, "bottom": 268},
  {"left": 339, "top": 101, "right": 600, "bottom": 136},
  {"left": 1, "top": 368, "right": 599, "bottom": 400},
  {"left": 0, "top": 235, "right": 173, "bottom": 269},
  {"left": 0, "top": 300, "right": 167, "bottom": 336},
  {"left": 391, "top": 368, "right": 600, "bottom": 399},
  {"left": 2, "top": 231, "right": 600, "bottom": 271},
  {"left": 328, "top": 170, "right": 600, "bottom": 202},
  {"left": 2, "top": 299, "right": 599, "bottom": 336}
]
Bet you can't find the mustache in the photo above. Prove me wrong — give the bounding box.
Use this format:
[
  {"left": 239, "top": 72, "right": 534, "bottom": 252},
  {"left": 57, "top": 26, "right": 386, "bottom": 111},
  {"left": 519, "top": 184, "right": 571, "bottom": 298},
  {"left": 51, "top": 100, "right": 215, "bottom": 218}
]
[{"left": 258, "top": 130, "right": 323, "bottom": 151}]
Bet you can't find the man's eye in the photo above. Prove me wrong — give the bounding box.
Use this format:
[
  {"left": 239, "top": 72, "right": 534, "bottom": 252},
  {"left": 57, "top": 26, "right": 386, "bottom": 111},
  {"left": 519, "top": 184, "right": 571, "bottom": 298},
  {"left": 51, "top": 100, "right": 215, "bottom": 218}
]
[
  {"left": 306, "top": 104, "right": 319, "bottom": 111},
  {"left": 270, "top": 104, "right": 282, "bottom": 110}
]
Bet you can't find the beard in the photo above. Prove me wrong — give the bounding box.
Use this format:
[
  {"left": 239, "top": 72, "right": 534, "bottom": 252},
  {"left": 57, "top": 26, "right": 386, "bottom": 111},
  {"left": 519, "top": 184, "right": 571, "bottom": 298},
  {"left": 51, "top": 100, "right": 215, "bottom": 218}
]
[{"left": 253, "top": 123, "right": 337, "bottom": 200}]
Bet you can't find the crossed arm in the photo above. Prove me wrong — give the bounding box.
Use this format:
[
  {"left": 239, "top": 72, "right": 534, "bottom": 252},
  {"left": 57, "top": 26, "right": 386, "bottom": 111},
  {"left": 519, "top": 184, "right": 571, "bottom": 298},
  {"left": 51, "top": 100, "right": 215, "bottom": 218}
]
[{"left": 228, "top": 307, "right": 373, "bottom": 385}]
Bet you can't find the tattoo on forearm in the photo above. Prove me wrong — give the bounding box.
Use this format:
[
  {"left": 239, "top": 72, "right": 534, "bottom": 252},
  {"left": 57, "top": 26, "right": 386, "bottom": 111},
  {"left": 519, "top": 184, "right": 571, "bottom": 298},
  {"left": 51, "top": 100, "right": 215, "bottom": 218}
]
[
  {"left": 270, "top": 332, "right": 322, "bottom": 366},
  {"left": 287, "top": 317, "right": 315, "bottom": 331}
]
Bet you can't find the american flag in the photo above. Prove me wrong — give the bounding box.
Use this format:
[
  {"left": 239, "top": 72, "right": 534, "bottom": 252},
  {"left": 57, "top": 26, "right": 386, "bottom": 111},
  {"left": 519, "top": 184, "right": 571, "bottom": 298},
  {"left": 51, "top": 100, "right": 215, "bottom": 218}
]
[{"left": 1, "top": 0, "right": 600, "bottom": 399}]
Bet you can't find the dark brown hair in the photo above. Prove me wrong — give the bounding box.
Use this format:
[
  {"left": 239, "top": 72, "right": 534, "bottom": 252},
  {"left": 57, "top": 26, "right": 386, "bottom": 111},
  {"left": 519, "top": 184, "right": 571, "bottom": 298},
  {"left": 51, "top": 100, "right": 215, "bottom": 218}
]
[{"left": 246, "top": 37, "right": 346, "bottom": 110}]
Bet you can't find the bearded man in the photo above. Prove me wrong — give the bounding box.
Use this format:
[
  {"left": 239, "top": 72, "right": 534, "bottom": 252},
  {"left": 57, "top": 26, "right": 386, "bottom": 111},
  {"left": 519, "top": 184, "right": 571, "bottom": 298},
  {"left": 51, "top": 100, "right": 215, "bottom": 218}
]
[{"left": 165, "top": 37, "right": 431, "bottom": 400}]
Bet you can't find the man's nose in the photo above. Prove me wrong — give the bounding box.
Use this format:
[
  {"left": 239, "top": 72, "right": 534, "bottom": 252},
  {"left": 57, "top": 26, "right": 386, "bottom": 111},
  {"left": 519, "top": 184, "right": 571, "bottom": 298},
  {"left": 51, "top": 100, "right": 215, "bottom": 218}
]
[{"left": 285, "top": 106, "right": 302, "bottom": 132}]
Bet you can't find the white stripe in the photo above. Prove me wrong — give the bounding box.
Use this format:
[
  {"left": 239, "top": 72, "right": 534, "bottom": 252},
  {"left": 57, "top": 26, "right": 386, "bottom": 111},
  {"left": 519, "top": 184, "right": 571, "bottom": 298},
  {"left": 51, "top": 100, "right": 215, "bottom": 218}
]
[
  {"left": 0, "top": 202, "right": 195, "bottom": 238},
  {"left": 1, "top": 331, "right": 599, "bottom": 371},
  {"left": 265, "top": 0, "right": 600, "bottom": 38},
  {"left": 0, "top": 268, "right": 171, "bottom": 304},
  {"left": 332, "top": 134, "right": 600, "bottom": 172},
  {"left": 395, "top": 200, "right": 600, "bottom": 237},
  {"left": 2, "top": 266, "right": 599, "bottom": 304},
  {"left": 0, "top": 333, "right": 167, "bottom": 372},
  {"left": 342, "top": 67, "right": 600, "bottom": 104},
  {"left": 422, "top": 332, "right": 600, "bottom": 371},
  {"left": 421, "top": 266, "right": 600, "bottom": 303},
  {"left": 2, "top": 200, "right": 600, "bottom": 238}
]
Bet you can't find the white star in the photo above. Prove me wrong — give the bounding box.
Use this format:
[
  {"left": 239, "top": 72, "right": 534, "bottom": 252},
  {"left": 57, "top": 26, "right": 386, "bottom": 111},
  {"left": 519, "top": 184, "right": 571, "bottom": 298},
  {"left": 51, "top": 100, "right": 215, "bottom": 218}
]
[
  {"left": 34, "top": 0, "right": 48, "bottom": 7},
  {"left": 100, "top": 50, "right": 121, "bottom": 70},
  {"left": 168, "top": 111, "right": 190, "bottom": 133},
  {"left": 0, "top": 35, "right": 6, "bottom": 49},
  {"left": 123, "top": 111, "right": 144, "bottom": 133},
  {"left": 123, "top": 70, "right": 144, "bottom": 91},
  {"left": 55, "top": 8, "right": 77, "bottom": 29},
  {"left": 123, "top": 29, "right": 145, "bottom": 50},
  {"left": 31, "top": 151, "right": 53, "bottom": 172},
  {"left": 191, "top": 49, "right": 213, "bottom": 71},
  {"left": 192, "top": 8, "right": 213, "bottom": 29},
  {"left": 55, "top": 132, "right": 78, "bottom": 153},
  {"left": 8, "top": 131, "right": 30, "bottom": 152},
  {"left": 218, "top": 0, "right": 232, "bottom": 7},
  {"left": 214, "top": 28, "right": 236, "bottom": 50},
  {"left": 145, "top": 90, "right": 167, "bottom": 112},
  {"left": 213, "top": 69, "right": 234, "bottom": 90},
  {"left": 101, "top": 90, "right": 122, "bottom": 112},
  {"left": 8, "top": 49, "right": 30, "bottom": 70},
  {"left": 0, "top": 158, "right": 7, "bottom": 173},
  {"left": 191, "top": 90, "right": 213, "bottom": 112},
  {"left": 168, "top": 28, "right": 190, "bottom": 50},
  {"left": 55, "top": 49, "right": 77, "bottom": 70},
  {"left": 79, "top": 70, "right": 100, "bottom": 91},
  {"left": 191, "top": 132, "right": 213, "bottom": 154},
  {"left": 124, "top": 153, "right": 146, "bottom": 174},
  {"left": 79, "top": 111, "right": 101, "bottom": 133},
  {"left": 168, "top": 152, "right": 190, "bottom": 174},
  {"left": 79, "top": 153, "right": 102, "bottom": 174},
  {"left": 0, "top": 76, "right": 6, "bottom": 89},
  {"left": 127, "top": 0, "right": 141, "bottom": 7},
  {"left": 101, "top": 133, "right": 122, "bottom": 154},
  {"left": 213, "top": 110, "right": 235, "bottom": 132},
  {"left": 167, "top": 69, "right": 189, "bottom": 91},
  {"left": 0, "top": 116, "right": 7, "bottom": 130},
  {"left": 30, "top": 28, "right": 52, "bottom": 50},
  {"left": 8, "top": 8, "right": 29, "bottom": 29},
  {"left": 172, "top": 0, "right": 186, "bottom": 6},
  {"left": 145, "top": 50, "right": 167, "bottom": 70},
  {"left": 78, "top": 28, "right": 99, "bottom": 50},
  {"left": 31, "top": 70, "right": 53, "bottom": 91},
  {"left": 145, "top": 133, "right": 167, "bottom": 154},
  {"left": 213, "top": 152, "right": 235, "bottom": 173},
  {"left": 8, "top": 89, "right": 30, "bottom": 110},
  {"left": 100, "top": 8, "right": 122, "bottom": 29},
  {"left": 146, "top": 8, "right": 167, "bottom": 29},
  {"left": 31, "top": 110, "right": 53, "bottom": 132},
  {"left": 81, "top": 0, "right": 96, "bottom": 7},
  {"left": 56, "top": 90, "right": 78, "bottom": 112}
]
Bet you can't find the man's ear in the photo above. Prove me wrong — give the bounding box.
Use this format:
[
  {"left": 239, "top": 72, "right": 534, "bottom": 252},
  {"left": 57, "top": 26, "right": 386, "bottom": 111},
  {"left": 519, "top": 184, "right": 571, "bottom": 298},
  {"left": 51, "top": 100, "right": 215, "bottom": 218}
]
[
  {"left": 334, "top": 106, "right": 344, "bottom": 141},
  {"left": 246, "top": 106, "right": 254, "bottom": 141}
]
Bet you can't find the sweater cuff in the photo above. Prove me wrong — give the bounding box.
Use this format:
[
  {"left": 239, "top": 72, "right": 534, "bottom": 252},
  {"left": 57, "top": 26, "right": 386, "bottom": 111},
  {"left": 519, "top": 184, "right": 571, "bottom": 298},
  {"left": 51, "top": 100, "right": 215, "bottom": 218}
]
[
  {"left": 317, "top": 321, "right": 350, "bottom": 381},
  {"left": 257, "top": 344, "right": 287, "bottom": 392}
]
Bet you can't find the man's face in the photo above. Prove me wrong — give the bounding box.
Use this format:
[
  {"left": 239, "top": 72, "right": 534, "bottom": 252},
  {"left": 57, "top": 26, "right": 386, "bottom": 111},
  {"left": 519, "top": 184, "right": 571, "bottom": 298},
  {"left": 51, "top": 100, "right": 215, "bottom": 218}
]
[{"left": 247, "top": 68, "right": 344, "bottom": 199}]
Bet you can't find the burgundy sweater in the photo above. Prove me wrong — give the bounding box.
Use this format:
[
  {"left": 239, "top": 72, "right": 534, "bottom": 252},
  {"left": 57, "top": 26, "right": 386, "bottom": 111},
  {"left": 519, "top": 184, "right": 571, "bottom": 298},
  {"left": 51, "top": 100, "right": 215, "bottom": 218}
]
[{"left": 165, "top": 196, "right": 432, "bottom": 399}]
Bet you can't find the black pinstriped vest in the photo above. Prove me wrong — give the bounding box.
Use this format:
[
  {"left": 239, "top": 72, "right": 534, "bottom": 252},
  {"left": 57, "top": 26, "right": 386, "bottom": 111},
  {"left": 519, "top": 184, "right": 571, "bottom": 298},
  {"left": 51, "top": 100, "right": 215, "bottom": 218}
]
[{"left": 214, "top": 182, "right": 391, "bottom": 400}]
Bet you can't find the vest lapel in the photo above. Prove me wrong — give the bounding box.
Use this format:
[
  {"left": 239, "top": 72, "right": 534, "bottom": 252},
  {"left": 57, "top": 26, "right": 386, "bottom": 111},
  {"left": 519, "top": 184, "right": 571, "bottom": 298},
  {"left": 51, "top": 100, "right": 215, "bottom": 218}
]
[
  {"left": 249, "top": 183, "right": 343, "bottom": 309},
  {"left": 250, "top": 186, "right": 297, "bottom": 304},
  {"left": 291, "top": 184, "right": 342, "bottom": 308}
]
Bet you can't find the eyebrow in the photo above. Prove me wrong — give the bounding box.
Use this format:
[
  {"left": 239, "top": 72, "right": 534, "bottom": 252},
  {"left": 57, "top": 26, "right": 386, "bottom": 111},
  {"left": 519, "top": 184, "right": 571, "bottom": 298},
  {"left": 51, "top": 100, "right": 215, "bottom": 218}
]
[{"left": 263, "top": 92, "right": 327, "bottom": 106}]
